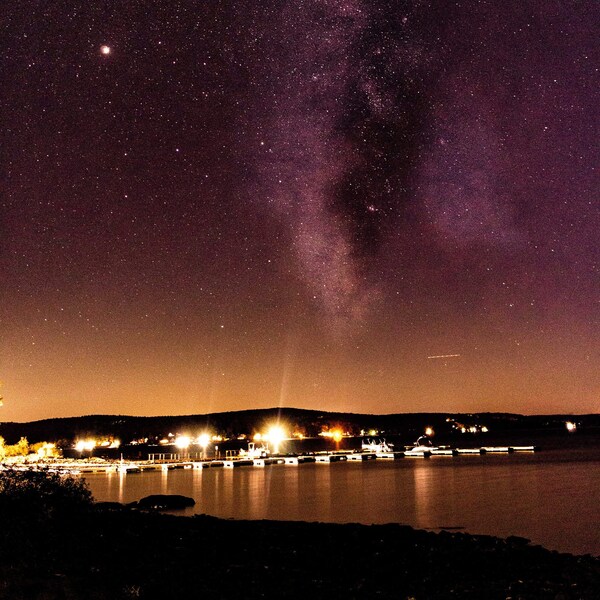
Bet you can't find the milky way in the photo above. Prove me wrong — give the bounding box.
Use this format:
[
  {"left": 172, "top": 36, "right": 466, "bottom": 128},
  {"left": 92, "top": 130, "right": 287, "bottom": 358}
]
[
  {"left": 1, "top": 1, "right": 598, "bottom": 419},
  {"left": 250, "top": 1, "right": 446, "bottom": 335}
]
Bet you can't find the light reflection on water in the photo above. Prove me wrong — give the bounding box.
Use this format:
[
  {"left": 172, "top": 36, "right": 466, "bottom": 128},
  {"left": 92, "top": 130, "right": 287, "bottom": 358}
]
[{"left": 86, "top": 448, "right": 600, "bottom": 556}]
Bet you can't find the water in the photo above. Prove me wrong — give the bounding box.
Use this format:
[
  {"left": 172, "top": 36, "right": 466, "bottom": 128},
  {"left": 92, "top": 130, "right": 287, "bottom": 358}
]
[{"left": 85, "top": 446, "right": 600, "bottom": 556}]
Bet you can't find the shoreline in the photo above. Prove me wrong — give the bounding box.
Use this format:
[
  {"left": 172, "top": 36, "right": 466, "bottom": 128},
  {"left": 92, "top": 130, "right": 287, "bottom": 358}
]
[
  {"left": 2, "top": 503, "right": 599, "bottom": 599},
  {"left": 3, "top": 458, "right": 600, "bottom": 556},
  {"left": 99, "top": 500, "right": 600, "bottom": 560}
]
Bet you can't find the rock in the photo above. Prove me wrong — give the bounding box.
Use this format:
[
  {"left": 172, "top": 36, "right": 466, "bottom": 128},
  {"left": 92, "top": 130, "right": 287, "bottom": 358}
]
[{"left": 136, "top": 494, "right": 195, "bottom": 510}]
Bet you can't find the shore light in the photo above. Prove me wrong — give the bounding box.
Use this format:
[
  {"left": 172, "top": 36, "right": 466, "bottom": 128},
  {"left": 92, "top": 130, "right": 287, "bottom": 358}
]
[
  {"left": 331, "top": 429, "right": 343, "bottom": 443},
  {"left": 425, "top": 427, "right": 434, "bottom": 437},
  {"left": 565, "top": 421, "right": 577, "bottom": 433},
  {"left": 197, "top": 433, "right": 210, "bottom": 448},
  {"left": 37, "top": 443, "right": 56, "bottom": 458},
  {"left": 175, "top": 435, "right": 191, "bottom": 449},
  {"left": 75, "top": 439, "right": 96, "bottom": 453},
  {"left": 266, "top": 426, "right": 286, "bottom": 453}
]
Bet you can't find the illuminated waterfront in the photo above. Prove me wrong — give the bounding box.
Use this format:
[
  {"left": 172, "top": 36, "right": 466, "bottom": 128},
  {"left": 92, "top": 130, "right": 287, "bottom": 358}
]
[{"left": 86, "top": 444, "right": 600, "bottom": 557}]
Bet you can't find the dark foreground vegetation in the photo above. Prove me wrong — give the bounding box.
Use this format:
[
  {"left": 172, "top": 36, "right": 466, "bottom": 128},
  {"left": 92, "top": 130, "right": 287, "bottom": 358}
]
[{"left": 1, "top": 470, "right": 598, "bottom": 599}]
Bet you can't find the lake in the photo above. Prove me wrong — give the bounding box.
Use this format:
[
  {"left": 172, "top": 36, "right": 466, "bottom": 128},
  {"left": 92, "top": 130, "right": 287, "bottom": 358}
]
[{"left": 85, "top": 443, "right": 600, "bottom": 557}]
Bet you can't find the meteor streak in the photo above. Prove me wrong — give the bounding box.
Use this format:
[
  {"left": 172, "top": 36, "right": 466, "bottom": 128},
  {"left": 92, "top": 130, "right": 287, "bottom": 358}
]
[{"left": 427, "top": 354, "right": 461, "bottom": 359}]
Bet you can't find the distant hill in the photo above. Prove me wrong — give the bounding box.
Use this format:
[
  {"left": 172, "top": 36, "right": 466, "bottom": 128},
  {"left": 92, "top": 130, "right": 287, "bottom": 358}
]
[{"left": 1, "top": 408, "right": 598, "bottom": 446}]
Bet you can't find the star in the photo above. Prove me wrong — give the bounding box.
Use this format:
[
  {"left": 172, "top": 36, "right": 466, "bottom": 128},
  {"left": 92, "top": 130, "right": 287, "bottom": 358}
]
[{"left": 0, "top": 0, "right": 597, "bottom": 421}]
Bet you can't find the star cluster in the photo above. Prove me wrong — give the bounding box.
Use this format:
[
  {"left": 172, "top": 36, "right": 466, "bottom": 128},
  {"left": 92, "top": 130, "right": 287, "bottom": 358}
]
[{"left": 1, "top": 1, "right": 598, "bottom": 420}]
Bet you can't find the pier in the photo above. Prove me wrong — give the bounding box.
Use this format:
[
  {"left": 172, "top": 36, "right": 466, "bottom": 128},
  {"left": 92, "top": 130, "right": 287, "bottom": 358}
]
[{"left": 2, "top": 445, "right": 538, "bottom": 475}]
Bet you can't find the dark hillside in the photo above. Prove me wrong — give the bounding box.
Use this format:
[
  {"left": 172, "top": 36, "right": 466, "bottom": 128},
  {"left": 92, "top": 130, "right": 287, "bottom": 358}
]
[{"left": 1, "top": 408, "right": 599, "bottom": 445}]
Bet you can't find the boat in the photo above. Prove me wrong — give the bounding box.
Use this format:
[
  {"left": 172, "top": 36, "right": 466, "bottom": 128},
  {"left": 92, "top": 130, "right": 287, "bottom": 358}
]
[
  {"left": 117, "top": 463, "right": 141, "bottom": 474},
  {"left": 239, "top": 442, "right": 270, "bottom": 459},
  {"left": 361, "top": 438, "right": 394, "bottom": 453},
  {"left": 404, "top": 435, "right": 435, "bottom": 457}
]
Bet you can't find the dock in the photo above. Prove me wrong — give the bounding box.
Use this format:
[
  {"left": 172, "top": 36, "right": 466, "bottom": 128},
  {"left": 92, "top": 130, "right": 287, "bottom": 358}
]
[{"left": 3, "top": 445, "right": 538, "bottom": 475}]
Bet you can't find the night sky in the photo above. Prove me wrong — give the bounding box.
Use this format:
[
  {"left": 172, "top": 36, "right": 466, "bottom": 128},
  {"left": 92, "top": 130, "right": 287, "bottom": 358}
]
[{"left": 2, "top": 1, "right": 598, "bottom": 422}]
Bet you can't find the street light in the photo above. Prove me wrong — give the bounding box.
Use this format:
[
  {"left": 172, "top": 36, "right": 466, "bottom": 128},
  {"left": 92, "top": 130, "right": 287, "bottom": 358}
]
[
  {"left": 197, "top": 433, "right": 210, "bottom": 458},
  {"left": 175, "top": 436, "right": 190, "bottom": 458},
  {"left": 266, "top": 426, "right": 286, "bottom": 454}
]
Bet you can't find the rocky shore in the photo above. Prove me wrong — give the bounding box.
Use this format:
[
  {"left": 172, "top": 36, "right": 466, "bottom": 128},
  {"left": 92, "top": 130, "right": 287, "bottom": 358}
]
[{"left": 1, "top": 502, "right": 599, "bottom": 599}]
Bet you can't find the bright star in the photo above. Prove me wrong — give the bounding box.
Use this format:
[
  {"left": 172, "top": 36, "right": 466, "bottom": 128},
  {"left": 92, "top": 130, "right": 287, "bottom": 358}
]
[{"left": 100, "top": 45, "right": 111, "bottom": 55}]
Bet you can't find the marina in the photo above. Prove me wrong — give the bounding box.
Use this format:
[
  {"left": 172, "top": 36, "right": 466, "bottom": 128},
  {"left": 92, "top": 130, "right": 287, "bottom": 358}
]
[
  {"left": 2, "top": 444, "right": 538, "bottom": 475},
  {"left": 3, "top": 437, "right": 597, "bottom": 556}
]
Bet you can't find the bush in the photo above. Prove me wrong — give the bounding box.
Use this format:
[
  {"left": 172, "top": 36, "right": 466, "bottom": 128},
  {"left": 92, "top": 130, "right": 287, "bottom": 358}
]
[
  {"left": 0, "top": 470, "right": 94, "bottom": 575},
  {"left": 0, "top": 468, "right": 93, "bottom": 520}
]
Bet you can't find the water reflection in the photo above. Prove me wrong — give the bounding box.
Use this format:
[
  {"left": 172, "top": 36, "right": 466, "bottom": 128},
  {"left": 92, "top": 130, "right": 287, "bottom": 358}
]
[
  {"left": 160, "top": 469, "right": 168, "bottom": 494},
  {"left": 85, "top": 448, "right": 600, "bottom": 556},
  {"left": 413, "top": 461, "right": 435, "bottom": 526}
]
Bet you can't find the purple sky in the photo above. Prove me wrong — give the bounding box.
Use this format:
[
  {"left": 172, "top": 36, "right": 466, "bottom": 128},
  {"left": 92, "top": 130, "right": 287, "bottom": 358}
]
[{"left": 1, "top": 1, "right": 598, "bottom": 421}]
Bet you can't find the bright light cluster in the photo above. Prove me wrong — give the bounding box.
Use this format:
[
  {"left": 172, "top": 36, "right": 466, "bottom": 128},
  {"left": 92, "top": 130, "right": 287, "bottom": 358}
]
[
  {"left": 175, "top": 435, "right": 191, "bottom": 449},
  {"left": 265, "top": 426, "right": 286, "bottom": 446},
  {"left": 320, "top": 429, "right": 344, "bottom": 442},
  {"left": 250, "top": 425, "right": 288, "bottom": 451},
  {"left": 197, "top": 433, "right": 210, "bottom": 448},
  {"left": 75, "top": 439, "right": 96, "bottom": 452},
  {"left": 37, "top": 443, "right": 56, "bottom": 458}
]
